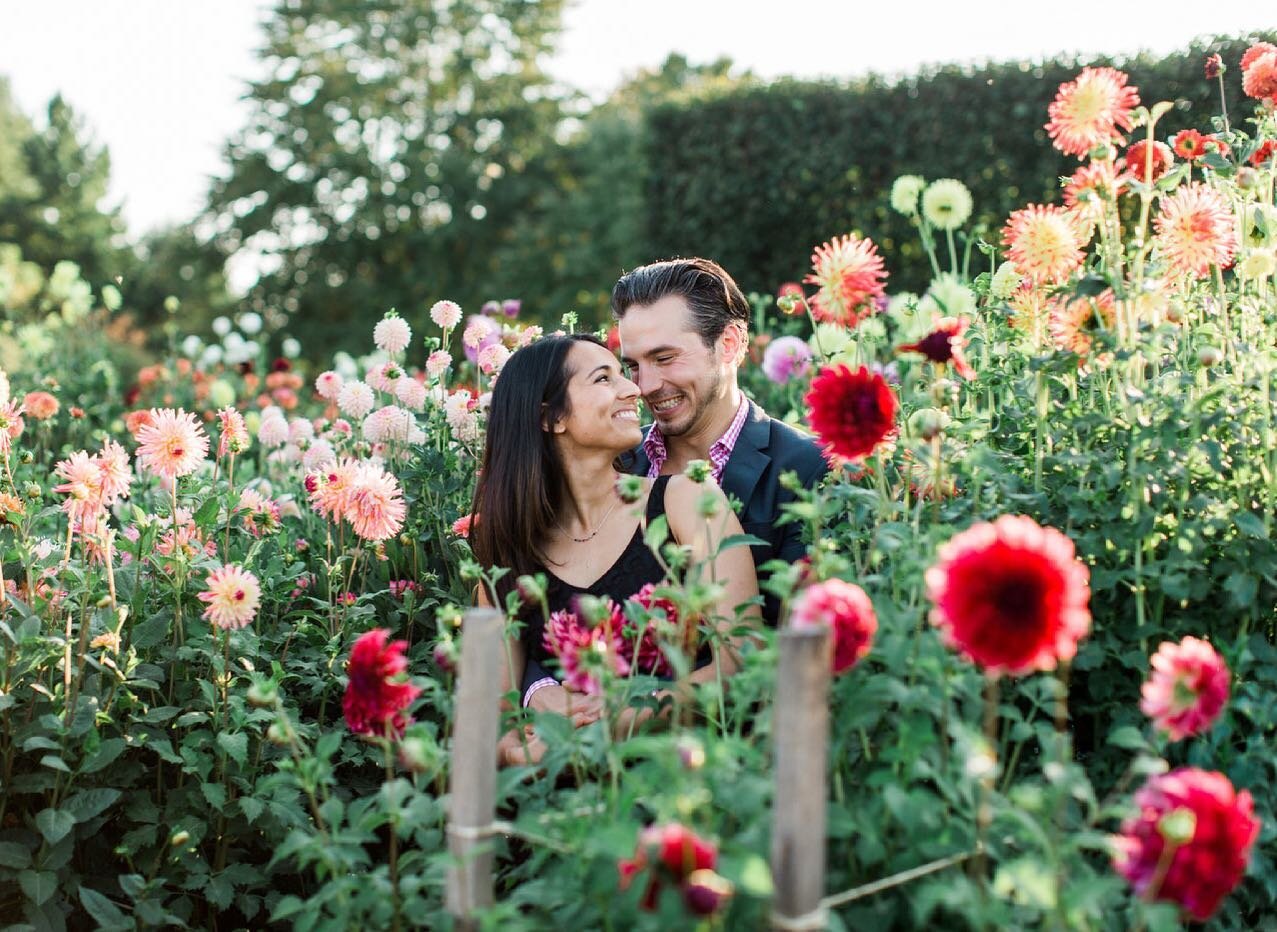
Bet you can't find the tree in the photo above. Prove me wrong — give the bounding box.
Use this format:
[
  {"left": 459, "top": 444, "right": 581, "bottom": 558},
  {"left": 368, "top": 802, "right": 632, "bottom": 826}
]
[
  {"left": 0, "top": 91, "right": 131, "bottom": 288},
  {"left": 207, "top": 0, "right": 568, "bottom": 353}
]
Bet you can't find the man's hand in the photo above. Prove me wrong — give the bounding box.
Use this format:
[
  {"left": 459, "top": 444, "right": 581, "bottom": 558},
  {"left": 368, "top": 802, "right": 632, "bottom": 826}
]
[
  {"left": 526, "top": 684, "right": 604, "bottom": 727},
  {"left": 497, "top": 725, "right": 548, "bottom": 768}
]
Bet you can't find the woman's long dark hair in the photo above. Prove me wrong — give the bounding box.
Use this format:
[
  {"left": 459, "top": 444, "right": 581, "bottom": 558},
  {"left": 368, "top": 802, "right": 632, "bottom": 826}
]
[{"left": 469, "top": 333, "right": 606, "bottom": 607}]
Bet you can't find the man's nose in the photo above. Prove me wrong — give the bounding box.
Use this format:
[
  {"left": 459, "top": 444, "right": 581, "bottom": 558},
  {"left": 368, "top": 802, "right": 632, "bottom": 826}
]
[{"left": 632, "top": 365, "right": 660, "bottom": 397}]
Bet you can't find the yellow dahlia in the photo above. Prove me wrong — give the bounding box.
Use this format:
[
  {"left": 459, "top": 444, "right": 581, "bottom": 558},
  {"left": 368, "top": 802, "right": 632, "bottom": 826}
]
[
  {"left": 1001, "top": 205, "right": 1086, "bottom": 285},
  {"left": 1045, "top": 67, "right": 1141, "bottom": 158},
  {"left": 1153, "top": 183, "right": 1238, "bottom": 279},
  {"left": 921, "top": 179, "right": 973, "bottom": 230}
]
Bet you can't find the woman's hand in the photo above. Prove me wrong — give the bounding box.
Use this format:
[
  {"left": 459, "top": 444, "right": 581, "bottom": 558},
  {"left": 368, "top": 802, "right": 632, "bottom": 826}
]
[{"left": 526, "top": 684, "right": 605, "bottom": 726}]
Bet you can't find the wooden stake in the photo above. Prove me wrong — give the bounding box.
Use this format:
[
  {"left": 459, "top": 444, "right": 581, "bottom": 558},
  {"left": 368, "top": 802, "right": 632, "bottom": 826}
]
[
  {"left": 445, "top": 607, "right": 504, "bottom": 928},
  {"left": 770, "top": 625, "right": 832, "bottom": 931}
]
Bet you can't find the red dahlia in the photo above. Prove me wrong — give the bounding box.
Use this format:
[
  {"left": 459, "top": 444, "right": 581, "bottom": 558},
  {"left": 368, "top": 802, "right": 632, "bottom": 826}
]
[
  {"left": 343, "top": 628, "right": 421, "bottom": 738},
  {"left": 618, "top": 823, "right": 729, "bottom": 916},
  {"left": 1249, "top": 140, "right": 1277, "bottom": 169},
  {"left": 925, "top": 515, "right": 1091, "bottom": 676},
  {"left": 804, "top": 364, "right": 898, "bottom": 465},
  {"left": 1172, "top": 129, "right": 1206, "bottom": 161},
  {"left": 789, "top": 579, "right": 877, "bottom": 674},
  {"left": 1113, "top": 768, "right": 1260, "bottom": 921},
  {"left": 1122, "top": 139, "right": 1175, "bottom": 183},
  {"left": 1204, "top": 54, "right": 1223, "bottom": 80}
]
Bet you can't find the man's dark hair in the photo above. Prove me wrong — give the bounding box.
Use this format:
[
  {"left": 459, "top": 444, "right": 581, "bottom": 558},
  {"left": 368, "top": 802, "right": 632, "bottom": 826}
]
[{"left": 611, "top": 257, "right": 751, "bottom": 348}]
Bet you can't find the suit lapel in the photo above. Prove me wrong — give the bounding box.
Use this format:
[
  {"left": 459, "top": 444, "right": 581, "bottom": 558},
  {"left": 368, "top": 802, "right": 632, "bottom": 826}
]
[
  {"left": 630, "top": 427, "right": 652, "bottom": 476},
  {"left": 721, "top": 402, "right": 770, "bottom": 515}
]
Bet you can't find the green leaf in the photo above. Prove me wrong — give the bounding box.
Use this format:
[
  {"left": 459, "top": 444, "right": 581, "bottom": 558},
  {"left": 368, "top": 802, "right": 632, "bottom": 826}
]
[
  {"left": 63, "top": 788, "right": 122, "bottom": 824},
  {"left": 193, "top": 496, "right": 221, "bottom": 529},
  {"left": 78, "top": 885, "right": 131, "bottom": 930},
  {"left": 80, "top": 738, "right": 127, "bottom": 774},
  {"left": 238, "top": 796, "right": 265, "bottom": 824},
  {"left": 35, "top": 808, "right": 76, "bottom": 844},
  {"left": 0, "top": 840, "right": 32, "bottom": 868},
  {"left": 130, "top": 610, "right": 171, "bottom": 649},
  {"left": 644, "top": 515, "right": 669, "bottom": 553},
  {"left": 1107, "top": 725, "right": 1148, "bottom": 750},
  {"left": 200, "top": 782, "right": 227, "bottom": 811},
  {"left": 1225, "top": 571, "right": 1258, "bottom": 609},
  {"left": 19, "top": 869, "right": 58, "bottom": 906},
  {"left": 39, "top": 754, "right": 71, "bottom": 773},
  {"left": 717, "top": 532, "right": 766, "bottom": 552},
  {"left": 217, "top": 731, "right": 248, "bottom": 768},
  {"left": 736, "top": 854, "right": 774, "bottom": 897},
  {"left": 1235, "top": 511, "right": 1268, "bottom": 539}
]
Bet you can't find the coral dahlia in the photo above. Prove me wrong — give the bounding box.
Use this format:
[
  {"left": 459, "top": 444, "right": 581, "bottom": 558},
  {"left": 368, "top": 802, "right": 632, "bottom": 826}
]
[
  {"left": 804, "top": 234, "right": 888, "bottom": 327},
  {"left": 804, "top": 364, "right": 898, "bottom": 464},
  {"left": 1140, "top": 636, "right": 1230, "bottom": 741},
  {"left": 198, "top": 564, "right": 262, "bottom": 630},
  {"left": 1045, "top": 67, "right": 1141, "bottom": 158},
  {"left": 926, "top": 515, "right": 1091, "bottom": 676},
  {"left": 1172, "top": 129, "right": 1207, "bottom": 161},
  {"left": 135, "top": 408, "right": 209, "bottom": 480},
  {"left": 789, "top": 578, "right": 877, "bottom": 675},
  {"left": 1063, "top": 160, "right": 1125, "bottom": 228},
  {"left": 0, "top": 400, "right": 24, "bottom": 456},
  {"left": 1154, "top": 182, "right": 1238, "bottom": 278},
  {"left": 1048, "top": 290, "right": 1116, "bottom": 361},
  {"left": 1002, "top": 205, "right": 1086, "bottom": 286},
  {"left": 344, "top": 461, "right": 407, "bottom": 541},
  {"left": 23, "top": 391, "right": 59, "bottom": 421},
  {"left": 216, "top": 406, "right": 250, "bottom": 458},
  {"left": 1242, "top": 50, "right": 1277, "bottom": 101},
  {"left": 343, "top": 629, "right": 421, "bottom": 739},
  {"left": 1113, "top": 768, "right": 1260, "bottom": 921}
]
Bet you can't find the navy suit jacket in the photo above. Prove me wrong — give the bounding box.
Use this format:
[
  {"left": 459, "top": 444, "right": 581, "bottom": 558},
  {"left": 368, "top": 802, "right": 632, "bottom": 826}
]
[{"left": 519, "top": 399, "right": 828, "bottom": 697}]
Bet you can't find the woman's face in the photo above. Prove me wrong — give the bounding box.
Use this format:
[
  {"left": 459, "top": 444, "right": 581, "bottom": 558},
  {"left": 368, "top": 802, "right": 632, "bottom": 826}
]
[{"left": 551, "top": 341, "right": 642, "bottom": 454}]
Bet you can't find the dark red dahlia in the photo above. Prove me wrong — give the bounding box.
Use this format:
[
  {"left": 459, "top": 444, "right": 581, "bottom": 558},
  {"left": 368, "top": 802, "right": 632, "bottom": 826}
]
[
  {"left": 1113, "top": 768, "right": 1260, "bottom": 921},
  {"left": 925, "top": 515, "right": 1091, "bottom": 676},
  {"left": 342, "top": 628, "right": 421, "bottom": 738},
  {"left": 804, "top": 364, "right": 898, "bottom": 464},
  {"left": 1122, "top": 139, "right": 1175, "bottom": 182},
  {"left": 1204, "top": 53, "right": 1223, "bottom": 80},
  {"left": 896, "top": 316, "right": 977, "bottom": 380},
  {"left": 1250, "top": 140, "right": 1277, "bottom": 169}
]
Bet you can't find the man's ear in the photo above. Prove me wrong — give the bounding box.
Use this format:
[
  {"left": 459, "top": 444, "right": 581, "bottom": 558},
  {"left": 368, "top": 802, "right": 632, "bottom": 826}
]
[{"left": 719, "top": 322, "right": 748, "bottom": 366}]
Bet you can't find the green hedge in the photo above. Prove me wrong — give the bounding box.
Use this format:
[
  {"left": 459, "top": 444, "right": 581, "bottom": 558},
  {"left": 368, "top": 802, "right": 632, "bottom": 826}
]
[{"left": 639, "top": 33, "right": 1276, "bottom": 297}]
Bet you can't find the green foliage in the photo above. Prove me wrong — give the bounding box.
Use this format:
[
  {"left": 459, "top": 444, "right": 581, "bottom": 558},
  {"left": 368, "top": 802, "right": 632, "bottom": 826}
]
[{"left": 641, "top": 33, "right": 1276, "bottom": 299}]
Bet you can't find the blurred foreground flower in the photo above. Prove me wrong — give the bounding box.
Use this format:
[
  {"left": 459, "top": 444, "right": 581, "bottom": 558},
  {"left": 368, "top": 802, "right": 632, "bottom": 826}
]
[
  {"left": 761, "top": 335, "right": 812, "bottom": 384},
  {"left": 789, "top": 578, "right": 877, "bottom": 675},
  {"left": 1112, "top": 768, "right": 1260, "bottom": 921},
  {"left": 926, "top": 515, "right": 1091, "bottom": 676},
  {"left": 618, "top": 823, "right": 730, "bottom": 916},
  {"left": 1140, "top": 636, "right": 1230, "bottom": 741},
  {"left": 343, "top": 628, "right": 421, "bottom": 739},
  {"left": 896, "top": 316, "right": 976, "bottom": 380}
]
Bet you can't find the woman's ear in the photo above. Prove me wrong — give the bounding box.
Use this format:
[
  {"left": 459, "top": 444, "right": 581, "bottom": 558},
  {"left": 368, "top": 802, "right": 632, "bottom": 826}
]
[{"left": 540, "top": 403, "right": 565, "bottom": 434}]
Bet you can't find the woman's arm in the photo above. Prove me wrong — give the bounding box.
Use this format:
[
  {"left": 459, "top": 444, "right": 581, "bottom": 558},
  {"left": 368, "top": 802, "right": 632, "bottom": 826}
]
[{"left": 664, "top": 475, "right": 762, "bottom": 682}]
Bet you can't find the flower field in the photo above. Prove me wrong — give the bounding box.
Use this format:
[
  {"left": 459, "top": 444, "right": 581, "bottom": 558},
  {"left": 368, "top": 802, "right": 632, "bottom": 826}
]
[{"left": 3, "top": 46, "right": 1277, "bottom": 930}]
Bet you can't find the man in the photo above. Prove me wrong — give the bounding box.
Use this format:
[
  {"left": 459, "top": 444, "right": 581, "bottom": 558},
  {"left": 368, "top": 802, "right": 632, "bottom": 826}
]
[{"left": 519, "top": 257, "right": 827, "bottom": 715}]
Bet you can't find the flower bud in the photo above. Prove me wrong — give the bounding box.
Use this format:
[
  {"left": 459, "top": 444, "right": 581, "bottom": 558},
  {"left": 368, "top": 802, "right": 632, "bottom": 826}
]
[
  {"left": 24, "top": 483, "right": 42, "bottom": 500},
  {"left": 437, "top": 603, "right": 463, "bottom": 629},
  {"left": 19, "top": 451, "right": 34, "bottom": 465},
  {"left": 695, "top": 491, "right": 721, "bottom": 519},
  {"left": 676, "top": 736, "right": 706, "bottom": 771},
  {"left": 1158, "top": 807, "right": 1197, "bottom": 846},
  {"left": 170, "top": 830, "right": 190, "bottom": 847},
  {"left": 578, "top": 595, "right": 616, "bottom": 628},
  {"left": 1197, "top": 346, "right": 1224, "bottom": 367},
  {"left": 615, "top": 474, "right": 645, "bottom": 504},
  {"left": 1237, "top": 167, "right": 1260, "bottom": 192},
  {"left": 930, "top": 378, "right": 957, "bottom": 404},
  {"left": 908, "top": 407, "right": 950, "bottom": 441},
  {"left": 776, "top": 294, "right": 799, "bottom": 315},
  {"left": 432, "top": 638, "right": 458, "bottom": 674},
  {"left": 683, "top": 460, "right": 712, "bottom": 484},
  {"left": 459, "top": 560, "right": 483, "bottom": 582},
  {"left": 246, "top": 679, "right": 278, "bottom": 708},
  {"left": 399, "top": 734, "right": 442, "bottom": 775},
  {"left": 267, "top": 722, "right": 290, "bottom": 746},
  {"left": 516, "top": 574, "right": 546, "bottom": 604},
  {"left": 682, "top": 869, "right": 734, "bottom": 916}
]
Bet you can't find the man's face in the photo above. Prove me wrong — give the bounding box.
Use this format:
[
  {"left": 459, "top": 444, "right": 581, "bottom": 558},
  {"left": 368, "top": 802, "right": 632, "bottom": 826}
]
[{"left": 618, "top": 295, "right": 730, "bottom": 439}]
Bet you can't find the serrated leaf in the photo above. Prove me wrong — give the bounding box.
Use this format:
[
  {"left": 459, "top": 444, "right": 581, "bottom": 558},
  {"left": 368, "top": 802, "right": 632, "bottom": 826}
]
[
  {"left": 216, "top": 732, "right": 248, "bottom": 768},
  {"left": 201, "top": 782, "right": 227, "bottom": 810},
  {"left": 78, "top": 886, "right": 130, "bottom": 929},
  {"left": 238, "top": 796, "right": 265, "bottom": 824},
  {"left": 0, "top": 840, "right": 32, "bottom": 868},
  {"left": 130, "top": 611, "right": 171, "bottom": 649},
  {"left": 63, "top": 788, "right": 121, "bottom": 824},
  {"left": 192, "top": 497, "right": 221, "bottom": 528},
  {"left": 35, "top": 808, "right": 76, "bottom": 844},
  {"left": 19, "top": 869, "right": 58, "bottom": 906}
]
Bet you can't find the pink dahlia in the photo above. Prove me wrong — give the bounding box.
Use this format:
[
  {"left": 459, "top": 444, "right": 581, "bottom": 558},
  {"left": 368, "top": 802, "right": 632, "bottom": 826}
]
[
  {"left": 1140, "top": 636, "right": 1230, "bottom": 741},
  {"left": 1242, "top": 50, "right": 1277, "bottom": 101},
  {"left": 926, "top": 515, "right": 1091, "bottom": 677},
  {"left": 761, "top": 335, "right": 813, "bottom": 384},
  {"left": 789, "top": 578, "right": 877, "bottom": 675},
  {"left": 135, "top": 408, "right": 209, "bottom": 480},
  {"left": 96, "top": 440, "right": 132, "bottom": 504},
  {"left": 343, "top": 628, "right": 421, "bottom": 738},
  {"left": 198, "top": 563, "right": 261, "bottom": 630},
  {"left": 1113, "top": 768, "right": 1260, "bottom": 921},
  {"left": 0, "top": 400, "right": 23, "bottom": 456},
  {"left": 1063, "top": 160, "right": 1125, "bottom": 227},
  {"left": 542, "top": 608, "right": 629, "bottom": 695},
  {"left": 344, "top": 461, "right": 407, "bottom": 541},
  {"left": 1154, "top": 182, "right": 1238, "bottom": 279},
  {"left": 216, "top": 406, "right": 250, "bottom": 458},
  {"left": 1045, "top": 66, "right": 1141, "bottom": 158},
  {"left": 430, "top": 299, "right": 462, "bottom": 331},
  {"left": 425, "top": 350, "right": 453, "bottom": 379},
  {"left": 1240, "top": 42, "right": 1277, "bottom": 74},
  {"left": 236, "top": 488, "right": 282, "bottom": 537},
  {"left": 315, "top": 370, "right": 343, "bottom": 401},
  {"left": 805, "top": 364, "right": 897, "bottom": 465},
  {"left": 804, "top": 233, "right": 888, "bottom": 327},
  {"left": 896, "top": 316, "right": 976, "bottom": 380},
  {"left": 54, "top": 450, "right": 106, "bottom": 523},
  {"left": 373, "top": 314, "right": 412, "bottom": 355},
  {"left": 307, "top": 458, "right": 358, "bottom": 521},
  {"left": 22, "top": 391, "right": 59, "bottom": 421},
  {"left": 1002, "top": 205, "right": 1086, "bottom": 286}
]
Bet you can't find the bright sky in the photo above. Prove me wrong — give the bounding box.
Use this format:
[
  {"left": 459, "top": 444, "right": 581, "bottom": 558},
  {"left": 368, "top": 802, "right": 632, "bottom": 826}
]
[{"left": 0, "top": 1, "right": 1269, "bottom": 236}]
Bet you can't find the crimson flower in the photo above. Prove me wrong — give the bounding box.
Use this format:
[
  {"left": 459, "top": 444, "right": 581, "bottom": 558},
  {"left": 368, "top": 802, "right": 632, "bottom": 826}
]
[
  {"left": 1113, "top": 768, "right": 1260, "bottom": 921},
  {"left": 925, "top": 515, "right": 1091, "bottom": 677},
  {"left": 789, "top": 579, "right": 877, "bottom": 675},
  {"left": 618, "top": 823, "right": 730, "bottom": 916},
  {"left": 804, "top": 364, "right": 898, "bottom": 465},
  {"left": 1122, "top": 139, "right": 1175, "bottom": 183},
  {"left": 1204, "top": 54, "right": 1223, "bottom": 80},
  {"left": 627, "top": 583, "right": 681, "bottom": 676},
  {"left": 343, "top": 629, "right": 421, "bottom": 739},
  {"left": 896, "top": 316, "right": 976, "bottom": 380},
  {"left": 542, "top": 607, "right": 629, "bottom": 695},
  {"left": 1249, "top": 140, "right": 1277, "bottom": 169},
  {"left": 1140, "top": 636, "right": 1230, "bottom": 741}
]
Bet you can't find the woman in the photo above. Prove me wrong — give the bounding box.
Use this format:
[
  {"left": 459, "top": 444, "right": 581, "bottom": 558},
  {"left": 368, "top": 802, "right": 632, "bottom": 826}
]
[{"left": 468, "top": 334, "right": 760, "bottom": 764}]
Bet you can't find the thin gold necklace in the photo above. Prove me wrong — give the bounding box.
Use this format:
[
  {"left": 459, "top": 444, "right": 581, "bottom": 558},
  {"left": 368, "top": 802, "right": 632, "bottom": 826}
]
[{"left": 560, "top": 495, "right": 621, "bottom": 543}]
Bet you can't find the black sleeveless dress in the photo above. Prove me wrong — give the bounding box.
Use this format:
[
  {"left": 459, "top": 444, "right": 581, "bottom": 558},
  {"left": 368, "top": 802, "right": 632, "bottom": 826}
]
[{"left": 521, "top": 476, "right": 670, "bottom": 665}]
